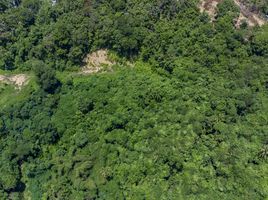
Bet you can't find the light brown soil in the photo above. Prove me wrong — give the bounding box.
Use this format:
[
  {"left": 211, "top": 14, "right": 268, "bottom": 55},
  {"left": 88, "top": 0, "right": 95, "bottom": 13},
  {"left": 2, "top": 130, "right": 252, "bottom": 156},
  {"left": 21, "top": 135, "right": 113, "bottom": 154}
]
[
  {"left": 82, "top": 49, "right": 114, "bottom": 74},
  {"left": 0, "top": 74, "right": 29, "bottom": 89},
  {"left": 234, "top": 0, "right": 266, "bottom": 27},
  {"left": 235, "top": 12, "right": 255, "bottom": 27},
  {"left": 199, "top": 0, "right": 266, "bottom": 27},
  {"left": 199, "top": 0, "right": 222, "bottom": 21}
]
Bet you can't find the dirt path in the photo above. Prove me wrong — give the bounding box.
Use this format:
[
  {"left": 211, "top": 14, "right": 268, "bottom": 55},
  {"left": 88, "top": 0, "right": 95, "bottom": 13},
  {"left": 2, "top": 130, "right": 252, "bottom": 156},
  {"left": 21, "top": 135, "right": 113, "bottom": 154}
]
[
  {"left": 199, "top": 0, "right": 266, "bottom": 27},
  {"left": 0, "top": 74, "right": 29, "bottom": 89},
  {"left": 233, "top": 0, "right": 265, "bottom": 27}
]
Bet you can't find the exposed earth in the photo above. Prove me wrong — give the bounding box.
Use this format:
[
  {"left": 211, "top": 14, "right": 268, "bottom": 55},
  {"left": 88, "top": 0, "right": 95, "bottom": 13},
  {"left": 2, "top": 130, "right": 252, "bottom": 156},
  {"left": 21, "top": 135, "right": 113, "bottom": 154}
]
[
  {"left": 199, "top": 0, "right": 266, "bottom": 27},
  {"left": 82, "top": 49, "right": 114, "bottom": 74},
  {"left": 0, "top": 74, "right": 29, "bottom": 89}
]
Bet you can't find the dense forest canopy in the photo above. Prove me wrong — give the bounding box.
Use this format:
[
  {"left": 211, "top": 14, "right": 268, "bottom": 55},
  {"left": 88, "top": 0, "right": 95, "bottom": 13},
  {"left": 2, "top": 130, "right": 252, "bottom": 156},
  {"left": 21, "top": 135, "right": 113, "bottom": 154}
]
[{"left": 0, "top": 0, "right": 268, "bottom": 199}]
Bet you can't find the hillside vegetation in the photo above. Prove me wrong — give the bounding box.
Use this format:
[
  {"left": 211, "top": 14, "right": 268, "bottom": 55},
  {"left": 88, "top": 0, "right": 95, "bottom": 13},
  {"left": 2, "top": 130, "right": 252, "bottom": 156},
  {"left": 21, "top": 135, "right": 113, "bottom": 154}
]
[
  {"left": 0, "top": 0, "right": 268, "bottom": 199},
  {"left": 241, "top": 0, "right": 268, "bottom": 15}
]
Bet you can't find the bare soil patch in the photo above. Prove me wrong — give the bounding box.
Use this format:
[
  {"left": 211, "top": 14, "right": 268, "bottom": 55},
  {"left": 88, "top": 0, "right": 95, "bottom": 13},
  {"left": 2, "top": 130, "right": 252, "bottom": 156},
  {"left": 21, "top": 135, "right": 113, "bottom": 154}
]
[
  {"left": 199, "top": 0, "right": 222, "bottom": 21},
  {"left": 199, "top": 0, "right": 266, "bottom": 27},
  {"left": 0, "top": 74, "right": 29, "bottom": 89},
  {"left": 82, "top": 49, "right": 114, "bottom": 74},
  {"left": 233, "top": 0, "right": 265, "bottom": 27},
  {"left": 235, "top": 12, "right": 255, "bottom": 27}
]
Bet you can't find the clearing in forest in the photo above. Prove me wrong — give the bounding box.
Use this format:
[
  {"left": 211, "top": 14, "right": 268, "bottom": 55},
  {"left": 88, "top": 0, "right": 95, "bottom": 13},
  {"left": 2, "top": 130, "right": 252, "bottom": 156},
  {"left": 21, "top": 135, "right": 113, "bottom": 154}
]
[
  {"left": 199, "top": 0, "right": 222, "bottom": 21},
  {"left": 233, "top": 0, "right": 265, "bottom": 27},
  {"left": 199, "top": 0, "right": 266, "bottom": 27},
  {"left": 82, "top": 49, "right": 114, "bottom": 74},
  {"left": 0, "top": 74, "right": 29, "bottom": 90}
]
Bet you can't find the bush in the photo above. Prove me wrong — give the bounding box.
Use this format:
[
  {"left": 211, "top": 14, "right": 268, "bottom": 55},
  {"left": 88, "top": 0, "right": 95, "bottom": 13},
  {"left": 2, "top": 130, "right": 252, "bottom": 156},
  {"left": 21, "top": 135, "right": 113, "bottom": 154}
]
[{"left": 32, "top": 60, "right": 61, "bottom": 93}]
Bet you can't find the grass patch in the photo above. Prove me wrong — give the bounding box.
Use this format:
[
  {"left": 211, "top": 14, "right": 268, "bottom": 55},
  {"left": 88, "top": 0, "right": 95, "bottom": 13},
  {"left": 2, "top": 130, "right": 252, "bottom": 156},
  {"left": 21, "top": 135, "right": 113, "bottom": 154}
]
[{"left": 0, "top": 73, "right": 37, "bottom": 109}]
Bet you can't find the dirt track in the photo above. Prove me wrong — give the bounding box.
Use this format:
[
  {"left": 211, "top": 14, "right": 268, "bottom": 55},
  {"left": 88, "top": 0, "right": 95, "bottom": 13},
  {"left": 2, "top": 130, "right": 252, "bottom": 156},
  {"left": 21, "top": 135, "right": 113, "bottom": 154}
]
[
  {"left": 233, "top": 0, "right": 265, "bottom": 27},
  {"left": 199, "top": 0, "right": 266, "bottom": 27}
]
